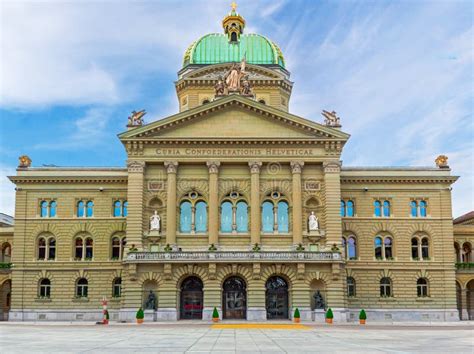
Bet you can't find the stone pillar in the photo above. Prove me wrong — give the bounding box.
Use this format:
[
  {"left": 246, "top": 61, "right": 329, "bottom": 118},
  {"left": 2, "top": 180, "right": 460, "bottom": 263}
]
[
  {"left": 291, "top": 161, "right": 304, "bottom": 245},
  {"left": 127, "top": 160, "right": 146, "bottom": 250},
  {"left": 249, "top": 162, "right": 262, "bottom": 246},
  {"left": 164, "top": 161, "right": 178, "bottom": 246},
  {"left": 207, "top": 161, "right": 220, "bottom": 245},
  {"left": 323, "top": 161, "right": 342, "bottom": 246}
]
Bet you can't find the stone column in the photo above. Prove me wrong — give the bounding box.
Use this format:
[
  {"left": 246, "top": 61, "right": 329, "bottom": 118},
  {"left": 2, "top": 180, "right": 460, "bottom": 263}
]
[
  {"left": 249, "top": 162, "right": 262, "bottom": 245},
  {"left": 207, "top": 161, "right": 220, "bottom": 245},
  {"left": 291, "top": 161, "right": 304, "bottom": 245},
  {"left": 323, "top": 161, "right": 342, "bottom": 246},
  {"left": 164, "top": 162, "right": 178, "bottom": 246},
  {"left": 126, "top": 160, "right": 146, "bottom": 250}
]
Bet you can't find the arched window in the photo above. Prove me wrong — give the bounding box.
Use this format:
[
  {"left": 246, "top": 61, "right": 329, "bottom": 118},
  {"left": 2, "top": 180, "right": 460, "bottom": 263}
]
[
  {"left": 421, "top": 237, "right": 429, "bottom": 259},
  {"left": 454, "top": 242, "right": 461, "bottom": 263},
  {"left": 86, "top": 201, "right": 94, "bottom": 217},
  {"left": 111, "top": 235, "right": 126, "bottom": 260},
  {"left": 383, "top": 200, "right": 390, "bottom": 217},
  {"left": 180, "top": 201, "right": 192, "bottom": 233},
  {"left": 1, "top": 243, "right": 11, "bottom": 263},
  {"left": 112, "top": 277, "right": 122, "bottom": 298},
  {"left": 384, "top": 237, "right": 393, "bottom": 258},
  {"left": 122, "top": 201, "right": 128, "bottom": 217},
  {"left": 374, "top": 201, "right": 381, "bottom": 217},
  {"left": 77, "top": 201, "right": 85, "bottom": 217},
  {"left": 220, "top": 201, "right": 233, "bottom": 233},
  {"left": 113, "top": 201, "right": 122, "bottom": 217},
  {"left": 74, "top": 235, "right": 93, "bottom": 261},
  {"left": 258, "top": 99, "right": 266, "bottom": 105},
  {"left": 38, "top": 237, "right": 46, "bottom": 260},
  {"left": 262, "top": 201, "right": 274, "bottom": 232},
  {"left": 75, "top": 237, "right": 83, "bottom": 260},
  {"left": 48, "top": 238, "right": 56, "bottom": 260},
  {"left": 380, "top": 277, "right": 392, "bottom": 297},
  {"left": 40, "top": 201, "right": 48, "bottom": 218},
  {"left": 346, "top": 200, "right": 354, "bottom": 217},
  {"left": 347, "top": 277, "right": 356, "bottom": 297},
  {"left": 417, "top": 278, "right": 429, "bottom": 297},
  {"left": 85, "top": 238, "right": 93, "bottom": 259},
  {"left": 38, "top": 279, "right": 51, "bottom": 298},
  {"left": 277, "top": 201, "right": 289, "bottom": 233},
  {"left": 76, "top": 278, "right": 88, "bottom": 298},
  {"left": 410, "top": 201, "right": 418, "bottom": 217},
  {"left": 49, "top": 201, "right": 57, "bottom": 217},
  {"left": 342, "top": 236, "right": 357, "bottom": 260},
  {"left": 462, "top": 242, "right": 472, "bottom": 263},
  {"left": 411, "top": 238, "right": 419, "bottom": 259},
  {"left": 340, "top": 200, "right": 346, "bottom": 217},
  {"left": 419, "top": 201, "right": 427, "bottom": 217},
  {"left": 202, "top": 99, "right": 210, "bottom": 105},
  {"left": 236, "top": 201, "right": 248, "bottom": 233},
  {"left": 230, "top": 32, "right": 237, "bottom": 42},
  {"left": 195, "top": 201, "right": 207, "bottom": 232},
  {"left": 374, "top": 236, "right": 383, "bottom": 259}
]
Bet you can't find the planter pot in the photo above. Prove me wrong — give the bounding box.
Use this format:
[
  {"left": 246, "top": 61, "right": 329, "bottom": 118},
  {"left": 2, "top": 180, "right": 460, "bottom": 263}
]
[
  {"left": 294, "top": 318, "right": 300, "bottom": 323},
  {"left": 359, "top": 319, "right": 366, "bottom": 325},
  {"left": 136, "top": 318, "right": 144, "bottom": 324},
  {"left": 212, "top": 317, "right": 219, "bottom": 323},
  {"left": 325, "top": 318, "right": 333, "bottom": 324},
  {"left": 103, "top": 319, "right": 109, "bottom": 325}
]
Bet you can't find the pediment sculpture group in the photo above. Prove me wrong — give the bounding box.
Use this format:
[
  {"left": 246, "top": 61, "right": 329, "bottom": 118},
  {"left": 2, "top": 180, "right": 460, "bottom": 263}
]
[{"left": 215, "top": 57, "right": 254, "bottom": 98}]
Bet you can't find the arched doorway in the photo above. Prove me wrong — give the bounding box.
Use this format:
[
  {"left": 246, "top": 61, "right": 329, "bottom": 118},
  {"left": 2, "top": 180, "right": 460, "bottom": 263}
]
[
  {"left": 222, "top": 276, "right": 246, "bottom": 319},
  {"left": 180, "top": 276, "right": 203, "bottom": 319},
  {"left": 467, "top": 279, "right": 474, "bottom": 320},
  {"left": 266, "top": 276, "right": 289, "bottom": 320},
  {"left": 0, "top": 280, "right": 11, "bottom": 321}
]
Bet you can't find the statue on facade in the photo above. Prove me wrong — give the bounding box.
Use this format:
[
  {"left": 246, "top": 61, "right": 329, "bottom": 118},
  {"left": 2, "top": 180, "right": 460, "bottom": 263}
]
[
  {"left": 127, "top": 109, "right": 146, "bottom": 126},
  {"left": 322, "top": 110, "right": 341, "bottom": 127},
  {"left": 240, "top": 75, "right": 253, "bottom": 96},
  {"left": 308, "top": 211, "right": 319, "bottom": 231},
  {"left": 214, "top": 75, "right": 226, "bottom": 96},
  {"left": 313, "top": 290, "right": 325, "bottom": 309},
  {"left": 18, "top": 155, "right": 32, "bottom": 168},
  {"left": 224, "top": 57, "right": 247, "bottom": 91},
  {"left": 435, "top": 155, "right": 449, "bottom": 168},
  {"left": 144, "top": 290, "right": 157, "bottom": 310},
  {"left": 150, "top": 211, "right": 161, "bottom": 232}
]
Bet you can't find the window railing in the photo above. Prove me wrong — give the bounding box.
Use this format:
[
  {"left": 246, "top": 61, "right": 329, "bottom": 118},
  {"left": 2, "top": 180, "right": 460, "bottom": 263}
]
[
  {"left": 455, "top": 262, "right": 474, "bottom": 270},
  {"left": 127, "top": 251, "right": 341, "bottom": 262}
]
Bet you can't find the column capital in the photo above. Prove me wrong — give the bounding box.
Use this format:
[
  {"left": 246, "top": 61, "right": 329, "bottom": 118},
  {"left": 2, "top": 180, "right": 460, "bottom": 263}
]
[
  {"left": 164, "top": 161, "right": 179, "bottom": 174},
  {"left": 323, "top": 160, "right": 341, "bottom": 173},
  {"left": 290, "top": 161, "right": 304, "bottom": 174},
  {"left": 248, "top": 161, "right": 262, "bottom": 174},
  {"left": 127, "top": 160, "right": 145, "bottom": 173},
  {"left": 206, "top": 161, "right": 221, "bottom": 174}
]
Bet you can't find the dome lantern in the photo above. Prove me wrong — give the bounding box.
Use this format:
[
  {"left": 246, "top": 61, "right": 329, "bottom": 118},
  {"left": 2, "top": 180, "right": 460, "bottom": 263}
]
[{"left": 222, "top": 2, "right": 245, "bottom": 43}]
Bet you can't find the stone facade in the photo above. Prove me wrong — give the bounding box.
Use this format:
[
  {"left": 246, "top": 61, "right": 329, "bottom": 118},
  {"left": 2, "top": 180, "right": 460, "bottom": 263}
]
[{"left": 3, "top": 6, "right": 465, "bottom": 322}]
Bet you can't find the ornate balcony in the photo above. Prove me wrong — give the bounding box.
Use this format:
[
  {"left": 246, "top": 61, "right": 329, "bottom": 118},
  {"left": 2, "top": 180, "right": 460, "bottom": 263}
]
[{"left": 126, "top": 251, "right": 341, "bottom": 263}]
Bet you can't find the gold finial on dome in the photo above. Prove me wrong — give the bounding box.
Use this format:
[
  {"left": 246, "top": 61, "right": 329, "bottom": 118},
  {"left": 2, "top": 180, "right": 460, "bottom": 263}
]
[{"left": 223, "top": 2, "right": 245, "bottom": 43}]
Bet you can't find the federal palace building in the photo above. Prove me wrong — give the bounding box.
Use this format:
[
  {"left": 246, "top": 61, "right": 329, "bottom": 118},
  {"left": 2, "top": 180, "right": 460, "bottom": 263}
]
[{"left": 1, "top": 4, "right": 473, "bottom": 323}]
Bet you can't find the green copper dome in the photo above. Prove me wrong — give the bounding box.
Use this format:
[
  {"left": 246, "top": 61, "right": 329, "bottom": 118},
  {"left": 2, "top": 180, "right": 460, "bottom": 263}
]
[{"left": 183, "top": 33, "right": 286, "bottom": 68}]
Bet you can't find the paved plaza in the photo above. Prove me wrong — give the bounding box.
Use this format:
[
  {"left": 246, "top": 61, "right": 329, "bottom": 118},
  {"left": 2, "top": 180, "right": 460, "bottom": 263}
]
[{"left": 0, "top": 322, "right": 473, "bottom": 353}]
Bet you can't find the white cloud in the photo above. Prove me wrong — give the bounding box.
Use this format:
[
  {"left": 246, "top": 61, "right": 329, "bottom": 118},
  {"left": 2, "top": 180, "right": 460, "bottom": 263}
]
[{"left": 0, "top": 165, "right": 15, "bottom": 216}]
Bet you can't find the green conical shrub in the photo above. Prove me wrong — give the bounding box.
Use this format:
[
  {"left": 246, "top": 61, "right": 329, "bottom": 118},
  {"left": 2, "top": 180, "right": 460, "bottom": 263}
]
[
  {"left": 325, "top": 308, "right": 334, "bottom": 319},
  {"left": 104, "top": 310, "right": 110, "bottom": 320},
  {"left": 294, "top": 308, "right": 300, "bottom": 319},
  {"left": 136, "top": 307, "right": 144, "bottom": 320},
  {"left": 212, "top": 307, "right": 219, "bottom": 319},
  {"left": 359, "top": 309, "right": 367, "bottom": 320}
]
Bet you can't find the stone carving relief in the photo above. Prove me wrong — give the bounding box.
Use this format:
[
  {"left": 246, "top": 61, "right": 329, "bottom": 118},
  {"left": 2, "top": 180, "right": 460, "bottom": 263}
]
[{"left": 214, "top": 57, "right": 254, "bottom": 98}]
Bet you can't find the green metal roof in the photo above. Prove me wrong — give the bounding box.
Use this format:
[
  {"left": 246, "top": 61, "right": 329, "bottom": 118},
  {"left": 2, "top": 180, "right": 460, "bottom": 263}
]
[{"left": 183, "top": 33, "right": 285, "bottom": 68}]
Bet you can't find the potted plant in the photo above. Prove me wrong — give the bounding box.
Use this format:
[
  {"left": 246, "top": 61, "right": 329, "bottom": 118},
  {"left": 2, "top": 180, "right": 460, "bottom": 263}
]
[
  {"left": 252, "top": 243, "right": 261, "bottom": 252},
  {"left": 103, "top": 309, "right": 110, "bottom": 325},
  {"left": 164, "top": 244, "right": 173, "bottom": 252},
  {"left": 208, "top": 244, "right": 217, "bottom": 252},
  {"left": 359, "top": 309, "right": 366, "bottom": 325},
  {"left": 212, "top": 307, "right": 219, "bottom": 322},
  {"left": 136, "top": 307, "right": 144, "bottom": 324},
  {"left": 293, "top": 308, "right": 301, "bottom": 323},
  {"left": 296, "top": 244, "right": 305, "bottom": 252},
  {"left": 325, "top": 308, "right": 334, "bottom": 324}
]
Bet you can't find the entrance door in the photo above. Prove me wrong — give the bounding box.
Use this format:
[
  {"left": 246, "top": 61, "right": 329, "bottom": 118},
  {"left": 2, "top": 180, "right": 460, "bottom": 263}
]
[
  {"left": 266, "top": 276, "right": 289, "bottom": 319},
  {"left": 180, "top": 277, "right": 203, "bottom": 319},
  {"left": 223, "top": 277, "right": 246, "bottom": 319}
]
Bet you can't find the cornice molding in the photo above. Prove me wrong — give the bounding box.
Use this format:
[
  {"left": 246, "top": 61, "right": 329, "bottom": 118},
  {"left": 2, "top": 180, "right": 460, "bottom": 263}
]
[
  {"left": 9, "top": 176, "right": 128, "bottom": 185},
  {"left": 340, "top": 176, "right": 459, "bottom": 184}
]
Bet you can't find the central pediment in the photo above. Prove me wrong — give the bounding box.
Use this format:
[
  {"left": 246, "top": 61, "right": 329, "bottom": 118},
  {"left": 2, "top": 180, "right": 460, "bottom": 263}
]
[{"left": 119, "top": 95, "right": 349, "bottom": 143}]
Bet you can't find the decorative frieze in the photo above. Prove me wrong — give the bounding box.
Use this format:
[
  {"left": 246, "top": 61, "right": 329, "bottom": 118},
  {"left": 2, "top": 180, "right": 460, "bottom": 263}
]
[
  {"left": 323, "top": 160, "right": 341, "bottom": 173},
  {"left": 127, "top": 160, "right": 145, "bottom": 173}
]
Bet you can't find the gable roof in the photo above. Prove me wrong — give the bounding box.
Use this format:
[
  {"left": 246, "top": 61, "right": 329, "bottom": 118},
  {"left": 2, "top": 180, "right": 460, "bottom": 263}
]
[{"left": 119, "top": 95, "right": 350, "bottom": 142}]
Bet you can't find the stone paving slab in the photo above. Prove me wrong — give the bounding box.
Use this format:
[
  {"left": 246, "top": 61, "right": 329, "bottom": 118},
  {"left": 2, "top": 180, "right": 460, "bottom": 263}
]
[{"left": 0, "top": 323, "right": 473, "bottom": 353}]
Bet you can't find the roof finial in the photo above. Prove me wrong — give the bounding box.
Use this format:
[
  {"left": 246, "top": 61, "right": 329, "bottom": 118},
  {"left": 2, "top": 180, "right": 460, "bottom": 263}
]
[{"left": 231, "top": 1, "right": 237, "bottom": 11}]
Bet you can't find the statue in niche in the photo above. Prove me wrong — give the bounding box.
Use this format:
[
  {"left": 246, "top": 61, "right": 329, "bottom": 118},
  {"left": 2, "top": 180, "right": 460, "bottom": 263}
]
[
  {"left": 144, "top": 290, "right": 157, "bottom": 310},
  {"left": 308, "top": 211, "right": 319, "bottom": 231},
  {"left": 214, "top": 75, "right": 226, "bottom": 96},
  {"left": 313, "top": 290, "right": 325, "bottom": 310},
  {"left": 150, "top": 211, "right": 161, "bottom": 232}
]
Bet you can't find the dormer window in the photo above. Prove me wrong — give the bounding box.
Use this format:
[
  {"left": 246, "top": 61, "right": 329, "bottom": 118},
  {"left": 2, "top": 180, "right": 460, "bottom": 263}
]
[{"left": 230, "top": 32, "right": 238, "bottom": 42}]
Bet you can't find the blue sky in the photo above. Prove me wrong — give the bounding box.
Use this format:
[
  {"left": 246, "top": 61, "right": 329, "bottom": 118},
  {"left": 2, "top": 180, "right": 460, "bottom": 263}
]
[{"left": 0, "top": 0, "right": 472, "bottom": 217}]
